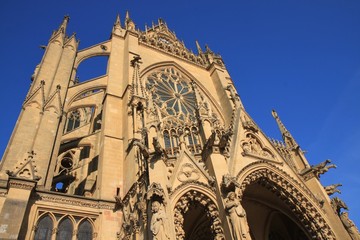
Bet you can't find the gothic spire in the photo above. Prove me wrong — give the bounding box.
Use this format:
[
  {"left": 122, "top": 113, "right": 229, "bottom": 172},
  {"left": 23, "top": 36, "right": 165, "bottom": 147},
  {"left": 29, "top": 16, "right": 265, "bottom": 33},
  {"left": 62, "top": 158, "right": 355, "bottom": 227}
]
[
  {"left": 50, "top": 15, "right": 69, "bottom": 43},
  {"left": 57, "top": 15, "right": 70, "bottom": 35},
  {"left": 125, "top": 11, "right": 136, "bottom": 31},
  {"left": 271, "top": 110, "right": 299, "bottom": 149},
  {"left": 112, "top": 14, "right": 122, "bottom": 35},
  {"left": 130, "top": 56, "right": 145, "bottom": 101},
  {"left": 196, "top": 40, "right": 203, "bottom": 54}
]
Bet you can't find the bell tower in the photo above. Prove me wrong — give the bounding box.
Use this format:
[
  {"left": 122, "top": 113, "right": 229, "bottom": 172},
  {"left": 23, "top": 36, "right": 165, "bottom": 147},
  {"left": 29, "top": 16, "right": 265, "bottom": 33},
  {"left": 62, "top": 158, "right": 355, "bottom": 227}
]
[{"left": 0, "top": 12, "right": 359, "bottom": 240}]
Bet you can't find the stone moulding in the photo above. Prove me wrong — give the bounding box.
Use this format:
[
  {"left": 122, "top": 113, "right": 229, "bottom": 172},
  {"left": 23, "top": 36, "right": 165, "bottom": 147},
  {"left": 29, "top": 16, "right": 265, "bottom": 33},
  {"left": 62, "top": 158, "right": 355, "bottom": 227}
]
[
  {"left": 8, "top": 177, "right": 37, "bottom": 190},
  {"left": 35, "top": 190, "right": 115, "bottom": 210},
  {"left": 236, "top": 161, "right": 336, "bottom": 239}
]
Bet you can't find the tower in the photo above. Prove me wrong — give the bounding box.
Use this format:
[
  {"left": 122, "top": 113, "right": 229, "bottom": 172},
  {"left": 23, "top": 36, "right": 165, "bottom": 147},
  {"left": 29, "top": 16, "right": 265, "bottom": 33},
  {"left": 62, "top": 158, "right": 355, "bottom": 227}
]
[{"left": 0, "top": 12, "right": 359, "bottom": 240}]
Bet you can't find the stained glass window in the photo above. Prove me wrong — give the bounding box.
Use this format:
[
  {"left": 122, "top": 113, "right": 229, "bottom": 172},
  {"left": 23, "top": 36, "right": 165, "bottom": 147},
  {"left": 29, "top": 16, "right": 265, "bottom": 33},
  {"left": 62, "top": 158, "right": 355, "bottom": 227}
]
[
  {"left": 77, "top": 220, "right": 93, "bottom": 240},
  {"left": 34, "top": 215, "right": 53, "bottom": 240},
  {"left": 146, "top": 68, "right": 196, "bottom": 120},
  {"left": 56, "top": 218, "right": 73, "bottom": 240}
]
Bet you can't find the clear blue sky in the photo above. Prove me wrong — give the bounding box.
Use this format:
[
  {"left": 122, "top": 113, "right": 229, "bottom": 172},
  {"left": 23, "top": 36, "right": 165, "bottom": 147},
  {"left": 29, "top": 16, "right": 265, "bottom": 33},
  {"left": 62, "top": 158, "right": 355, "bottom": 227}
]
[{"left": 1, "top": 0, "right": 359, "bottom": 227}]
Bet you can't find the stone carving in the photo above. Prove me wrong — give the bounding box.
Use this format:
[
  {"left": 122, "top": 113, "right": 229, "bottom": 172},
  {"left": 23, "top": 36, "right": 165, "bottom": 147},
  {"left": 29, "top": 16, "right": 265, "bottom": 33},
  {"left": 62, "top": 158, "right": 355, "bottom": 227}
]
[
  {"left": 36, "top": 192, "right": 115, "bottom": 210},
  {"left": 324, "top": 183, "right": 342, "bottom": 196},
  {"left": 6, "top": 150, "right": 41, "bottom": 181},
  {"left": 173, "top": 190, "right": 224, "bottom": 239},
  {"left": 147, "top": 182, "right": 165, "bottom": 203},
  {"left": 237, "top": 162, "right": 336, "bottom": 239},
  {"left": 139, "top": 20, "right": 214, "bottom": 68},
  {"left": 226, "top": 84, "right": 241, "bottom": 105},
  {"left": 241, "top": 114, "right": 258, "bottom": 132},
  {"left": 153, "top": 137, "right": 166, "bottom": 156},
  {"left": 331, "top": 197, "right": 348, "bottom": 215},
  {"left": 311, "top": 159, "right": 337, "bottom": 178},
  {"left": 133, "top": 139, "right": 150, "bottom": 159},
  {"left": 177, "top": 163, "right": 200, "bottom": 182},
  {"left": 150, "top": 201, "right": 170, "bottom": 240},
  {"left": 340, "top": 212, "right": 360, "bottom": 240},
  {"left": 225, "top": 192, "right": 249, "bottom": 239},
  {"left": 241, "top": 134, "right": 275, "bottom": 160}
]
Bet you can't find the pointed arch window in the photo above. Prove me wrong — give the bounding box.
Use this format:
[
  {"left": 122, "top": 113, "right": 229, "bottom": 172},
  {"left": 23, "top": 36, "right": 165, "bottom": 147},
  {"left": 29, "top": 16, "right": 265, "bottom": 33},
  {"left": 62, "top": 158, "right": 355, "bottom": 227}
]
[
  {"left": 64, "top": 106, "right": 95, "bottom": 133},
  {"left": 185, "top": 127, "right": 201, "bottom": 154},
  {"left": 163, "top": 129, "right": 179, "bottom": 156},
  {"left": 77, "top": 220, "right": 93, "bottom": 240},
  {"left": 34, "top": 215, "right": 53, "bottom": 240},
  {"left": 56, "top": 217, "right": 73, "bottom": 240}
]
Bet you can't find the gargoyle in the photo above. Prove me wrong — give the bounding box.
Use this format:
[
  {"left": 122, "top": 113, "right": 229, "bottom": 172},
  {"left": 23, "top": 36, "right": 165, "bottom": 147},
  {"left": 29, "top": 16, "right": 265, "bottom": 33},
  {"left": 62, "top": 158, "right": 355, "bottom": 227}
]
[
  {"left": 331, "top": 197, "right": 348, "bottom": 215},
  {"left": 311, "top": 159, "right": 336, "bottom": 178},
  {"left": 218, "top": 129, "right": 233, "bottom": 149},
  {"left": 153, "top": 137, "right": 166, "bottom": 156},
  {"left": 324, "top": 183, "right": 342, "bottom": 196},
  {"left": 133, "top": 140, "right": 150, "bottom": 159}
]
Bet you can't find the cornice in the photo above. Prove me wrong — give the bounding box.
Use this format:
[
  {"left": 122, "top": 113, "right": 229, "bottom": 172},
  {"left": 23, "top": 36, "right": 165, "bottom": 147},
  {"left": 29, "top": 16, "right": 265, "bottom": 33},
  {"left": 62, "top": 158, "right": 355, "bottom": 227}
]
[{"left": 35, "top": 190, "right": 115, "bottom": 210}]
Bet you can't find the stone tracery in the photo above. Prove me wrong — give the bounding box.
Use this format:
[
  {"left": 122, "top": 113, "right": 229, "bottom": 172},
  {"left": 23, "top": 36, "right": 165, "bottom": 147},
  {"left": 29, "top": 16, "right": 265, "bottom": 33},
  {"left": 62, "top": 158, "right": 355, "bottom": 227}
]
[{"left": 236, "top": 163, "right": 336, "bottom": 239}]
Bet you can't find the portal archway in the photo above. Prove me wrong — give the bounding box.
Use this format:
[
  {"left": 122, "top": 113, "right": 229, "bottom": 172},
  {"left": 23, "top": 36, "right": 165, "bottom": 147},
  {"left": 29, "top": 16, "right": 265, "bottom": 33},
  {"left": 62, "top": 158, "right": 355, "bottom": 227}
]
[
  {"left": 173, "top": 189, "right": 224, "bottom": 240},
  {"left": 237, "top": 163, "right": 335, "bottom": 240}
]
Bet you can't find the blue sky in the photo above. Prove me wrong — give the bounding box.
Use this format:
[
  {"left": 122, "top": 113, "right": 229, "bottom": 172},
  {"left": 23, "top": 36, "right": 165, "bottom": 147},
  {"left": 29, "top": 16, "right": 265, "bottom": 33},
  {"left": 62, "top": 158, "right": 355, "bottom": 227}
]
[{"left": 1, "top": 0, "right": 360, "bottom": 227}]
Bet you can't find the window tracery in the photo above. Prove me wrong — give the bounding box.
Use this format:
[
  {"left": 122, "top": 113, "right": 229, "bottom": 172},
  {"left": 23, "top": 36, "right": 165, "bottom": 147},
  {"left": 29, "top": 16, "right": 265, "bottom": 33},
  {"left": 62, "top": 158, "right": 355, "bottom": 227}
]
[
  {"left": 146, "top": 68, "right": 197, "bottom": 121},
  {"left": 52, "top": 146, "right": 97, "bottom": 197},
  {"left": 146, "top": 67, "right": 203, "bottom": 155},
  {"left": 33, "top": 212, "right": 95, "bottom": 240},
  {"left": 64, "top": 106, "right": 94, "bottom": 133}
]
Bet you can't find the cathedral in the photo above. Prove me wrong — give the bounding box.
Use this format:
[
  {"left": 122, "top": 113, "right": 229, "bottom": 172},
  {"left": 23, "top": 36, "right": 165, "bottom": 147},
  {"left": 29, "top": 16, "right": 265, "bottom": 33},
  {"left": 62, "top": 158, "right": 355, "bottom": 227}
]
[{"left": 0, "top": 12, "right": 359, "bottom": 240}]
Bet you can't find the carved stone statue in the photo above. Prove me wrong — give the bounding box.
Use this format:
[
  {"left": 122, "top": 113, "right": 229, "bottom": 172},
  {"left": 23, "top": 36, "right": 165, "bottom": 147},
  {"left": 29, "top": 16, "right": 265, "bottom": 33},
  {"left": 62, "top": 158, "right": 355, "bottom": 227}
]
[
  {"left": 150, "top": 201, "right": 170, "bottom": 240},
  {"left": 324, "top": 184, "right": 342, "bottom": 196},
  {"left": 340, "top": 212, "right": 360, "bottom": 240},
  {"left": 225, "top": 192, "right": 249, "bottom": 239},
  {"left": 331, "top": 197, "right": 348, "bottom": 215},
  {"left": 311, "top": 159, "right": 337, "bottom": 178}
]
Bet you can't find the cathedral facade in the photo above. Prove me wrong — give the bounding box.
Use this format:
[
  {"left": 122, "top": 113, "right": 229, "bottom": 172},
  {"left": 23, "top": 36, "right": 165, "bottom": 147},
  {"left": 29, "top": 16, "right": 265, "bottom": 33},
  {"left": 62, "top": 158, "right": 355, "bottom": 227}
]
[{"left": 0, "top": 13, "right": 359, "bottom": 240}]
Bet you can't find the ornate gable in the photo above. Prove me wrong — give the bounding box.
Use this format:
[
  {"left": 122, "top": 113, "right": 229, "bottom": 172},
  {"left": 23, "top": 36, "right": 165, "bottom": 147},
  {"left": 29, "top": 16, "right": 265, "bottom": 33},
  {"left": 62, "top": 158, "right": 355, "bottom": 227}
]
[{"left": 168, "top": 149, "right": 214, "bottom": 192}]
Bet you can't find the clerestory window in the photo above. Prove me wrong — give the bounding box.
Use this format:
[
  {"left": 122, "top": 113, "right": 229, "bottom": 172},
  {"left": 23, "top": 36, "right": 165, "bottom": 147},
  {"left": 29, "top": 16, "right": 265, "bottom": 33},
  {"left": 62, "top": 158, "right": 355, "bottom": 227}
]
[{"left": 64, "top": 106, "right": 94, "bottom": 133}]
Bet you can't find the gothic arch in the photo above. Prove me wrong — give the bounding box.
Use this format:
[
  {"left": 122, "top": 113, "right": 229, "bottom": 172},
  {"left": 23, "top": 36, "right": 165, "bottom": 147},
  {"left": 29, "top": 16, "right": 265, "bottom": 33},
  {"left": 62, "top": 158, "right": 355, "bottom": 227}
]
[
  {"left": 66, "top": 87, "right": 106, "bottom": 109},
  {"left": 34, "top": 212, "right": 55, "bottom": 240},
  {"left": 236, "top": 161, "right": 336, "bottom": 240},
  {"left": 171, "top": 186, "right": 224, "bottom": 240},
  {"left": 140, "top": 61, "right": 225, "bottom": 124}
]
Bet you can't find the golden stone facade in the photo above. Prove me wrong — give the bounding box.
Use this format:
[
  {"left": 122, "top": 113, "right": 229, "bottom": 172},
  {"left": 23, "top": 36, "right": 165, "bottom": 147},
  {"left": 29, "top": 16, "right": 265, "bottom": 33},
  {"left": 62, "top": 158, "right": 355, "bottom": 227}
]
[{"left": 0, "top": 13, "right": 359, "bottom": 240}]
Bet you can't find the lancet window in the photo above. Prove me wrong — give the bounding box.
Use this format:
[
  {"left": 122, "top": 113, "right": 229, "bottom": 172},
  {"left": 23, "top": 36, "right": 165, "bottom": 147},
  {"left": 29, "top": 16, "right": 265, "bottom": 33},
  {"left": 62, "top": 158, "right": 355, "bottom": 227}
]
[
  {"left": 64, "top": 106, "right": 94, "bottom": 133},
  {"left": 34, "top": 215, "right": 53, "bottom": 240},
  {"left": 56, "top": 217, "right": 73, "bottom": 240},
  {"left": 33, "top": 212, "right": 95, "bottom": 240}
]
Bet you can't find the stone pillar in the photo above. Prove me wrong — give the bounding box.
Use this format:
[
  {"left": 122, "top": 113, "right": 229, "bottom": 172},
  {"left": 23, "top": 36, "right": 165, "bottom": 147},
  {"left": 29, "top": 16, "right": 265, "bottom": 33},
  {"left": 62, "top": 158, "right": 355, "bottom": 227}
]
[{"left": 0, "top": 178, "right": 36, "bottom": 239}]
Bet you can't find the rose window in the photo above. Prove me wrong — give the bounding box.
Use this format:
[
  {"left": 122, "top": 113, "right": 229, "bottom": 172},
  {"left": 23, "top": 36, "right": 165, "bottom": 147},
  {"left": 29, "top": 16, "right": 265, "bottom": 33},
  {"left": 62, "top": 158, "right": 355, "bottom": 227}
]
[{"left": 146, "top": 68, "right": 196, "bottom": 121}]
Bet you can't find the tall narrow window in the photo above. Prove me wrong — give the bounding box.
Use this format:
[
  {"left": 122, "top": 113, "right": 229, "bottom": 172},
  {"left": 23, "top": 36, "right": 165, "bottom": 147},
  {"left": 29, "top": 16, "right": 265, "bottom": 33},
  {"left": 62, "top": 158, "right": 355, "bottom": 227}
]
[
  {"left": 56, "top": 217, "right": 73, "bottom": 240},
  {"left": 77, "top": 220, "right": 93, "bottom": 240},
  {"left": 64, "top": 107, "right": 94, "bottom": 133},
  {"left": 164, "top": 130, "right": 171, "bottom": 149},
  {"left": 34, "top": 215, "right": 53, "bottom": 240}
]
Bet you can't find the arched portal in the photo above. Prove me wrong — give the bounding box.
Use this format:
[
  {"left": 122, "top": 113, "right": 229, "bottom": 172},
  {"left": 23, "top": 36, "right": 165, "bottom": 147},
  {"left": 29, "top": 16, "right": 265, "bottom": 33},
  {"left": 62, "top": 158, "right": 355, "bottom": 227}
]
[
  {"left": 173, "top": 190, "right": 224, "bottom": 240},
  {"left": 237, "top": 165, "right": 336, "bottom": 240},
  {"left": 242, "top": 182, "right": 309, "bottom": 240}
]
